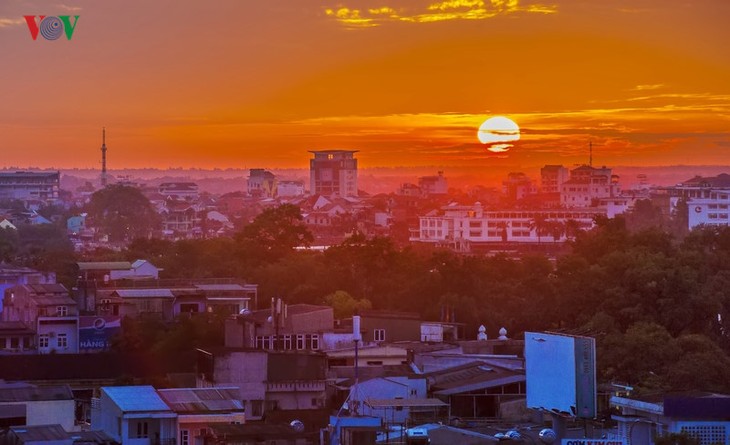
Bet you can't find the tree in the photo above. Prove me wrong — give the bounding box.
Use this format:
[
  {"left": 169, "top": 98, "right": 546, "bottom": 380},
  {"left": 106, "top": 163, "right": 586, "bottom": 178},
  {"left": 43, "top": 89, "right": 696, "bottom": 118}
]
[
  {"left": 236, "top": 204, "right": 313, "bottom": 261},
  {"left": 324, "top": 290, "right": 372, "bottom": 319},
  {"left": 87, "top": 185, "right": 160, "bottom": 242}
]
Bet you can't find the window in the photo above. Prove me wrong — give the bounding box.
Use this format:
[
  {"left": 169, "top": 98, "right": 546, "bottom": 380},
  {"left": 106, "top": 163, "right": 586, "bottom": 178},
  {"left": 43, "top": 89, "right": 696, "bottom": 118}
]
[
  {"left": 57, "top": 334, "right": 68, "bottom": 348},
  {"left": 311, "top": 334, "right": 320, "bottom": 350},
  {"left": 57, "top": 306, "right": 68, "bottom": 316},
  {"left": 39, "top": 335, "right": 49, "bottom": 348},
  {"left": 135, "top": 421, "right": 149, "bottom": 438},
  {"left": 311, "top": 398, "right": 319, "bottom": 407},
  {"left": 250, "top": 400, "right": 264, "bottom": 417},
  {"left": 296, "top": 334, "right": 305, "bottom": 350},
  {"left": 374, "top": 329, "right": 385, "bottom": 342},
  {"left": 10, "top": 337, "right": 19, "bottom": 349},
  {"left": 180, "top": 430, "right": 189, "bottom": 445},
  {"left": 283, "top": 335, "right": 292, "bottom": 350}
]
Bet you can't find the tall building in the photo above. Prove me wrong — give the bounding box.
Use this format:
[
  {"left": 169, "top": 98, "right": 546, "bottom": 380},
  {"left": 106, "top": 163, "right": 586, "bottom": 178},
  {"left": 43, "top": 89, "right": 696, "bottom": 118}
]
[
  {"left": 560, "top": 165, "right": 620, "bottom": 208},
  {"left": 247, "top": 168, "right": 277, "bottom": 198},
  {"left": 668, "top": 173, "right": 730, "bottom": 229},
  {"left": 540, "top": 165, "right": 569, "bottom": 193},
  {"left": 309, "top": 150, "right": 358, "bottom": 197},
  {"left": 0, "top": 171, "right": 60, "bottom": 204},
  {"left": 100, "top": 128, "right": 108, "bottom": 187}
]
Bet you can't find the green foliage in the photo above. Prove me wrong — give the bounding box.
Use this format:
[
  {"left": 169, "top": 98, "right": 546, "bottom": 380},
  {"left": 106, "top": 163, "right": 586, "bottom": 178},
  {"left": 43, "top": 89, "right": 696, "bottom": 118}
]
[
  {"left": 87, "top": 185, "right": 160, "bottom": 242},
  {"left": 324, "top": 290, "right": 372, "bottom": 319},
  {"left": 654, "top": 432, "right": 700, "bottom": 445},
  {"left": 235, "top": 204, "right": 313, "bottom": 262}
]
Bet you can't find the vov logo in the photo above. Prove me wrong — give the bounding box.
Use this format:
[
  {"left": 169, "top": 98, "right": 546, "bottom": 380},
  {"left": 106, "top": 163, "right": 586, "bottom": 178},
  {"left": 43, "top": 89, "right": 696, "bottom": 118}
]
[{"left": 24, "top": 15, "right": 79, "bottom": 41}]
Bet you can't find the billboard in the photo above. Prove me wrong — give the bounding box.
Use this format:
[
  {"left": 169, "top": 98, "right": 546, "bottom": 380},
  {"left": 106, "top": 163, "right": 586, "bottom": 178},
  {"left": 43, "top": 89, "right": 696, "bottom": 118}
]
[
  {"left": 525, "top": 332, "right": 596, "bottom": 418},
  {"left": 79, "top": 315, "right": 121, "bottom": 352}
]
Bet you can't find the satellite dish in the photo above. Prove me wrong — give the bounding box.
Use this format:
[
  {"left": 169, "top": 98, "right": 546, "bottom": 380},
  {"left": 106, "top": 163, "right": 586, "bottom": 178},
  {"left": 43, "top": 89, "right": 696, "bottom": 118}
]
[
  {"left": 506, "top": 430, "right": 521, "bottom": 440},
  {"left": 539, "top": 429, "right": 557, "bottom": 444},
  {"left": 267, "top": 315, "right": 273, "bottom": 323},
  {"left": 239, "top": 308, "right": 252, "bottom": 316},
  {"left": 290, "top": 420, "right": 304, "bottom": 433}
]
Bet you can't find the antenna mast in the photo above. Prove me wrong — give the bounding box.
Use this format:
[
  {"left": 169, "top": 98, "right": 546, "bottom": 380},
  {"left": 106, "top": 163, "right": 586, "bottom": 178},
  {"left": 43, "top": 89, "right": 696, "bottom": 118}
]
[{"left": 101, "top": 127, "right": 108, "bottom": 187}]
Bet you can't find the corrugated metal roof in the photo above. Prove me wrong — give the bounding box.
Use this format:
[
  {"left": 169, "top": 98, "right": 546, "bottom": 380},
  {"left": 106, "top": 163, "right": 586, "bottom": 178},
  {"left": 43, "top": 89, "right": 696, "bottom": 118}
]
[
  {"left": 194, "top": 284, "right": 246, "bottom": 291},
  {"left": 0, "top": 385, "right": 74, "bottom": 402},
  {"left": 77, "top": 262, "right": 132, "bottom": 271},
  {"left": 365, "top": 398, "right": 448, "bottom": 408},
  {"left": 113, "top": 289, "right": 174, "bottom": 299},
  {"left": 10, "top": 424, "right": 68, "bottom": 441},
  {"left": 157, "top": 387, "right": 243, "bottom": 413},
  {"left": 103, "top": 386, "right": 172, "bottom": 412}
]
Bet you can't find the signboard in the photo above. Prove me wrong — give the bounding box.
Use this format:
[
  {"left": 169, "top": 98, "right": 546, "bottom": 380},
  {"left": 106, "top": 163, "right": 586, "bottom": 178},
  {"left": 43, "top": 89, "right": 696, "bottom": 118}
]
[
  {"left": 79, "top": 315, "right": 121, "bottom": 352},
  {"left": 525, "top": 332, "right": 597, "bottom": 418}
]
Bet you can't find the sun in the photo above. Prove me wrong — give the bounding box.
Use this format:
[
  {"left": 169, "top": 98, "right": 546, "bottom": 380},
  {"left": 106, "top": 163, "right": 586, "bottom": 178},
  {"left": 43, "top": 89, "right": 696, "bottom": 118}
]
[{"left": 477, "top": 116, "right": 520, "bottom": 152}]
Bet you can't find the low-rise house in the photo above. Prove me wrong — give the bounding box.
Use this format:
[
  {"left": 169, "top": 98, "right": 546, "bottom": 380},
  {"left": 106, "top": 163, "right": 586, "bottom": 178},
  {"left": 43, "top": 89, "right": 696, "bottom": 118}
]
[
  {"left": 156, "top": 388, "right": 244, "bottom": 445},
  {"left": 0, "top": 322, "right": 35, "bottom": 354},
  {"left": 6, "top": 425, "right": 118, "bottom": 445},
  {"left": 2, "top": 284, "right": 79, "bottom": 354},
  {"left": 197, "top": 349, "right": 327, "bottom": 422},
  {"left": 611, "top": 393, "right": 730, "bottom": 445},
  {"left": 0, "top": 385, "right": 75, "bottom": 430},
  {"left": 91, "top": 386, "right": 177, "bottom": 445}
]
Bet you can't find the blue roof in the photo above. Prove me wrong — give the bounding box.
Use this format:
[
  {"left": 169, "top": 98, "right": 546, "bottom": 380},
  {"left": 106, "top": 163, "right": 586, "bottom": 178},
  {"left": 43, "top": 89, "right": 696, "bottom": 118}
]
[{"left": 103, "top": 386, "right": 172, "bottom": 412}]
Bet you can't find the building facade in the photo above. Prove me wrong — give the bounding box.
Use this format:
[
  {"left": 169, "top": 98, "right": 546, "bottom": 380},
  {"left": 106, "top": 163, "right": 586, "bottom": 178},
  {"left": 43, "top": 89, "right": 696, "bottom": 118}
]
[
  {"left": 0, "top": 171, "right": 60, "bottom": 204},
  {"left": 309, "top": 150, "right": 358, "bottom": 197}
]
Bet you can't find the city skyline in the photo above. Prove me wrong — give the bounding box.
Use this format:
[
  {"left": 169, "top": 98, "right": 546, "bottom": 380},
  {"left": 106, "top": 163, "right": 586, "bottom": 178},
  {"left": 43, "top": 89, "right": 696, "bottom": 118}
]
[{"left": 1, "top": 0, "right": 729, "bottom": 169}]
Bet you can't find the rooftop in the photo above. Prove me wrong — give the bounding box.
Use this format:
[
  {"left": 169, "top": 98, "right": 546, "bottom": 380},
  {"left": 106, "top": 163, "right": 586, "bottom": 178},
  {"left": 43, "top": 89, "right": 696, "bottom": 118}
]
[
  {"left": 0, "top": 384, "right": 74, "bottom": 402},
  {"left": 156, "top": 387, "right": 244, "bottom": 413},
  {"left": 103, "top": 386, "right": 172, "bottom": 412},
  {"left": 77, "top": 262, "right": 133, "bottom": 271}
]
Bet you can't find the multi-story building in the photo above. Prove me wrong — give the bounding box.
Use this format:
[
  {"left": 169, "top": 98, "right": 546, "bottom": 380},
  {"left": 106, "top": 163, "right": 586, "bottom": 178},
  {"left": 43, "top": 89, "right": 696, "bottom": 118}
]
[
  {"left": 0, "top": 265, "right": 56, "bottom": 313},
  {"left": 1, "top": 284, "right": 79, "bottom": 354},
  {"left": 667, "top": 173, "right": 730, "bottom": 229},
  {"left": 309, "top": 150, "right": 358, "bottom": 197},
  {"left": 247, "top": 169, "right": 277, "bottom": 198},
  {"left": 560, "top": 165, "right": 621, "bottom": 208},
  {"left": 418, "top": 172, "right": 448, "bottom": 195},
  {"left": 0, "top": 171, "right": 60, "bottom": 204},
  {"left": 158, "top": 182, "right": 199, "bottom": 201},
  {"left": 276, "top": 181, "right": 305, "bottom": 198},
  {"left": 540, "top": 165, "right": 569, "bottom": 193},
  {"left": 502, "top": 172, "right": 537, "bottom": 202},
  {"left": 410, "top": 202, "right": 601, "bottom": 248}
]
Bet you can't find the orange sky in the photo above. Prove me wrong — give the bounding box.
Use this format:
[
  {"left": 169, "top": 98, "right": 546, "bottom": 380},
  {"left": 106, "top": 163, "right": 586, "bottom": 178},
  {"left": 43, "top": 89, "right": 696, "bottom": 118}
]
[{"left": 1, "top": 0, "right": 729, "bottom": 170}]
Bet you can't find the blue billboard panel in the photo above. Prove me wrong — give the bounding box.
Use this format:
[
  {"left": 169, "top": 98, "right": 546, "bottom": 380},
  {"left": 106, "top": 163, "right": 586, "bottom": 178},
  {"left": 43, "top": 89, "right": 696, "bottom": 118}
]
[{"left": 79, "top": 316, "right": 121, "bottom": 352}]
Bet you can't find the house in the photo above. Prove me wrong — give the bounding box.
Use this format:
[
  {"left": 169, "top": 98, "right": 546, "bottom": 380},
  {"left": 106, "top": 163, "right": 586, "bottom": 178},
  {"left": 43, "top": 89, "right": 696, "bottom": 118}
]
[
  {"left": 339, "top": 376, "right": 429, "bottom": 425},
  {"left": 0, "top": 384, "right": 75, "bottom": 430},
  {"left": 206, "top": 424, "right": 309, "bottom": 445},
  {"left": 0, "top": 265, "right": 56, "bottom": 314},
  {"left": 358, "top": 310, "right": 422, "bottom": 344},
  {"left": 156, "top": 387, "right": 244, "bottom": 445},
  {"left": 0, "top": 322, "right": 35, "bottom": 354},
  {"left": 425, "top": 361, "right": 526, "bottom": 420},
  {"left": 611, "top": 393, "right": 730, "bottom": 445},
  {"left": 2, "top": 284, "right": 79, "bottom": 354},
  {"left": 91, "top": 386, "right": 177, "bottom": 445},
  {"left": 5, "top": 425, "right": 118, "bottom": 445},
  {"left": 197, "top": 349, "right": 327, "bottom": 422}
]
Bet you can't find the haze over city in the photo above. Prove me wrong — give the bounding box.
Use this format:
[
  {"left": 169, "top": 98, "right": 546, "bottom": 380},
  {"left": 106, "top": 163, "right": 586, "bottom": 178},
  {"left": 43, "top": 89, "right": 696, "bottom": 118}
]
[{"left": 2, "top": 0, "right": 729, "bottom": 170}]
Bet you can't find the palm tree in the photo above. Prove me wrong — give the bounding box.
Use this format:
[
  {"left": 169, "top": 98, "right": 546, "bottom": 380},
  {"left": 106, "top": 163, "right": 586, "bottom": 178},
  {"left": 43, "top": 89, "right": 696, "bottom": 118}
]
[{"left": 529, "top": 214, "right": 548, "bottom": 244}]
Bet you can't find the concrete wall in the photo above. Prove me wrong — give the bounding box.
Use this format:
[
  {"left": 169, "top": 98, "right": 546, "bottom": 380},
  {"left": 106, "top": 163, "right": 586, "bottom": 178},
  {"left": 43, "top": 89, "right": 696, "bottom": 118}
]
[{"left": 213, "top": 351, "right": 267, "bottom": 420}]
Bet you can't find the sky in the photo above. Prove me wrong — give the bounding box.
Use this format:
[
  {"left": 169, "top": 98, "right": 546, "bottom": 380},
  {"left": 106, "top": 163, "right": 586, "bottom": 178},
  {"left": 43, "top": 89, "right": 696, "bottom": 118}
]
[{"left": 1, "top": 0, "right": 729, "bottom": 170}]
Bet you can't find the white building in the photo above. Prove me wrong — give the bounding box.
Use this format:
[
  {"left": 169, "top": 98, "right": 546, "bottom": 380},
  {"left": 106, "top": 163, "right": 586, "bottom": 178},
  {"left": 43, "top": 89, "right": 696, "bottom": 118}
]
[
  {"left": 1, "top": 284, "right": 79, "bottom": 354},
  {"left": 541, "top": 165, "right": 569, "bottom": 193},
  {"left": 92, "top": 386, "right": 177, "bottom": 445},
  {"left": 410, "top": 202, "right": 602, "bottom": 247},
  {"left": 277, "top": 180, "right": 305, "bottom": 198},
  {"left": 0, "top": 384, "right": 76, "bottom": 430},
  {"left": 668, "top": 174, "right": 730, "bottom": 229},
  {"left": 561, "top": 165, "right": 621, "bottom": 208}
]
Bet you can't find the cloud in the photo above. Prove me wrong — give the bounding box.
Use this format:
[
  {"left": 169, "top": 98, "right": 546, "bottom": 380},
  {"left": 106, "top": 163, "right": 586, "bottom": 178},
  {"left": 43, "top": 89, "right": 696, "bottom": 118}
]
[
  {"left": 325, "top": 0, "right": 556, "bottom": 28},
  {"left": 0, "top": 17, "right": 24, "bottom": 28},
  {"left": 57, "top": 4, "right": 83, "bottom": 12},
  {"left": 632, "top": 84, "right": 665, "bottom": 91}
]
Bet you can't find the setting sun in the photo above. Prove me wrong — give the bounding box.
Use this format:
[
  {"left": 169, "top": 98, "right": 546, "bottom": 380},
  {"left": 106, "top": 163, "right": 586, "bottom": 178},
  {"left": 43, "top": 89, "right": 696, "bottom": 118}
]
[{"left": 477, "top": 116, "right": 521, "bottom": 152}]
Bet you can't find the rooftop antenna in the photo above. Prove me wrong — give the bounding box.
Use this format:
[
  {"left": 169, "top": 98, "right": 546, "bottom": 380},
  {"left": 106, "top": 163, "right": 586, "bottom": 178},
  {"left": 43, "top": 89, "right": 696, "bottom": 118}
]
[
  {"left": 101, "top": 127, "right": 108, "bottom": 187},
  {"left": 589, "top": 140, "right": 593, "bottom": 168}
]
